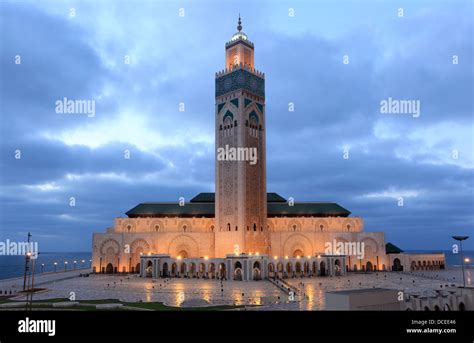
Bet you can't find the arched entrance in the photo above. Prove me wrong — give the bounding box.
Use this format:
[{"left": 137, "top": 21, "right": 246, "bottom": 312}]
[
  {"left": 105, "top": 263, "right": 114, "bottom": 274},
  {"left": 295, "top": 262, "right": 302, "bottom": 276},
  {"left": 277, "top": 262, "right": 284, "bottom": 278},
  {"left": 209, "top": 263, "right": 216, "bottom": 279},
  {"left": 319, "top": 261, "right": 326, "bottom": 276},
  {"left": 135, "top": 263, "right": 140, "bottom": 274},
  {"left": 392, "top": 258, "right": 402, "bottom": 271},
  {"left": 286, "top": 262, "right": 293, "bottom": 278},
  {"left": 180, "top": 263, "right": 187, "bottom": 276},
  {"left": 334, "top": 259, "right": 341, "bottom": 276},
  {"left": 366, "top": 261, "right": 373, "bottom": 272},
  {"left": 189, "top": 263, "right": 196, "bottom": 277},
  {"left": 303, "top": 262, "right": 310, "bottom": 276},
  {"left": 218, "top": 263, "right": 226, "bottom": 280},
  {"left": 162, "top": 262, "right": 169, "bottom": 277},
  {"left": 459, "top": 302, "right": 465, "bottom": 311},
  {"left": 234, "top": 261, "right": 243, "bottom": 281},
  {"left": 293, "top": 249, "right": 304, "bottom": 258},
  {"left": 145, "top": 261, "right": 153, "bottom": 278},
  {"left": 171, "top": 263, "right": 178, "bottom": 277},
  {"left": 177, "top": 250, "right": 188, "bottom": 259},
  {"left": 252, "top": 261, "right": 261, "bottom": 281},
  {"left": 199, "top": 263, "right": 206, "bottom": 277},
  {"left": 268, "top": 263, "right": 275, "bottom": 278},
  {"left": 312, "top": 261, "right": 318, "bottom": 275}
]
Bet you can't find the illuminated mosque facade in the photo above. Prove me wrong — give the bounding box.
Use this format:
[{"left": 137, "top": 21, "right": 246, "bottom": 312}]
[{"left": 92, "top": 18, "right": 445, "bottom": 281}]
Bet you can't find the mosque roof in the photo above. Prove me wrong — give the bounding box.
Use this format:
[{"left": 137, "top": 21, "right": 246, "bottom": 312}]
[
  {"left": 189, "top": 192, "right": 286, "bottom": 203},
  {"left": 125, "top": 192, "right": 351, "bottom": 218},
  {"left": 385, "top": 242, "right": 404, "bottom": 254}
]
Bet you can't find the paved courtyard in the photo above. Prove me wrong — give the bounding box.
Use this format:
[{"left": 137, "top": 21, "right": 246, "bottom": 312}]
[{"left": 1, "top": 268, "right": 471, "bottom": 310}]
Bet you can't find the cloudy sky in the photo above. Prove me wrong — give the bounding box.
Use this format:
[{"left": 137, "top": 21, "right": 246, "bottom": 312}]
[{"left": 0, "top": 0, "right": 472, "bottom": 251}]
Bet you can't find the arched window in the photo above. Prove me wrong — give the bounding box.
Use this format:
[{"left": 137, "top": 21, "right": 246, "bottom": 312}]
[
  {"left": 227, "top": 223, "right": 231, "bottom": 231},
  {"left": 253, "top": 223, "right": 257, "bottom": 231},
  {"left": 183, "top": 225, "right": 187, "bottom": 232}
]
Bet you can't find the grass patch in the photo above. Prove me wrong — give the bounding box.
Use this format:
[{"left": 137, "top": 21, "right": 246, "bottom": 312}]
[
  {"left": 0, "top": 296, "right": 251, "bottom": 311},
  {"left": 122, "top": 301, "right": 248, "bottom": 311}
]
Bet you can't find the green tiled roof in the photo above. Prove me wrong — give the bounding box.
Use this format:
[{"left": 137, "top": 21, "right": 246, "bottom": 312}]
[
  {"left": 266, "top": 193, "right": 286, "bottom": 203},
  {"left": 386, "top": 242, "right": 404, "bottom": 254},
  {"left": 190, "top": 193, "right": 215, "bottom": 203},
  {"left": 189, "top": 192, "right": 286, "bottom": 203},
  {"left": 126, "top": 192, "right": 351, "bottom": 218},
  {"left": 126, "top": 202, "right": 215, "bottom": 218},
  {"left": 268, "top": 202, "right": 350, "bottom": 217}
]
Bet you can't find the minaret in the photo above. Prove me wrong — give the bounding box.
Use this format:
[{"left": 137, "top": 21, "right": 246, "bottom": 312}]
[{"left": 214, "top": 16, "right": 268, "bottom": 257}]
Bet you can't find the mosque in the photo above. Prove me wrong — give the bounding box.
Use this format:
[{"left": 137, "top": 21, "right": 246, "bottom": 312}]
[{"left": 91, "top": 17, "right": 445, "bottom": 281}]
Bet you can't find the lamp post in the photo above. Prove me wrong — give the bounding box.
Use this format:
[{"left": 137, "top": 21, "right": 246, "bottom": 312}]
[
  {"left": 64, "top": 261, "right": 68, "bottom": 272},
  {"left": 81, "top": 259, "right": 85, "bottom": 268},
  {"left": 54, "top": 262, "right": 57, "bottom": 272},
  {"left": 22, "top": 233, "right": 32, "bottom": 291},
  {"left": 452, "top": 236, "right": 469, "bottom": 288},
  {"left": 73, "top": 260, "right": 77, "bottom": 270},
  {"left": 41, "top": 263, "right": 44, "bottom": 273}
]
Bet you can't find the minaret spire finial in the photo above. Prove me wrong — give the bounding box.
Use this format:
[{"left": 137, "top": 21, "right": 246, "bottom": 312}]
[{"left": 237, "top": 14, "right": 242, "bottom": 32}]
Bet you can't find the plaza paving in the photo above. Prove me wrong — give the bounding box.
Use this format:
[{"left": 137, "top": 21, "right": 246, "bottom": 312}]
[{"left": 0, "top": 268, "right": 471, "bottom": 310}]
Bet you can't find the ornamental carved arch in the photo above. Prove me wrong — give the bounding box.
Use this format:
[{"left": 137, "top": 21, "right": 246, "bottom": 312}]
[
  {"left": 342, "top": 218, "right": 356, "bottom": 232},
  {"left": 168, "top": 235, "right": 199, "bottom": 258},
  {"left": 314, "top": 219, "right": 329, "bottom": 232},
  {"left": 177, "top": 219, "right": 192, "bottom": 233},
  {"left": 122, "top": 220, "right": 136, "bottom": 233},
  {"left": 130, "top": 238, "right": 150, "bottom": 254},
  {"left": 361, "top": 237, "right": 379, "bottom": 256},
  {"left": 283, "top": 234, "right": 313, "bottom": 257},
  {"left": 287, "top": 219, "right": 303, "bottom": 232},
  {"left": 149, "top": 219, "right": 164, "bottom": 232},
  {"left": 100, "top": 238, "right": 120, "bottom": 256}
]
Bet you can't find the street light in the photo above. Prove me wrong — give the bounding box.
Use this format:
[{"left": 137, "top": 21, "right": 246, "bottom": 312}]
[
  {"left": 64, "top": 261, "right": 68, "bottom": 271},
  {"left": 73, "top": 260, "right": 77, "bottom": 270},
  {"left": 41, "top": 263, "right": 44, "bottom": 273},
  {"left": 54, "top": 262, "right": 57, "bottom": 272},
  {"left": 81, "top": 259, "right": 85, "bottom": 268},
  {"left": 452, "top": 236, "right": 469, "bottom": 288}
]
